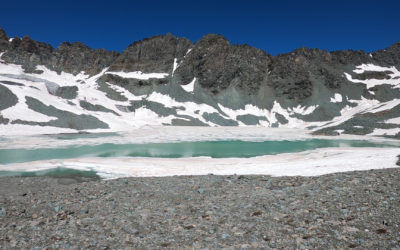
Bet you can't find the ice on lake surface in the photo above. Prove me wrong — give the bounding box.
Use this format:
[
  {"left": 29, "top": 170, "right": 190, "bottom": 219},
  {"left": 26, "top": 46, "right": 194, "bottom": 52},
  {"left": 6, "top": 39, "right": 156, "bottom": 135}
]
[
  {"left": 0, "top": 127, "right": 399, "bottom": 179},
  {"left": 0, "top": 139, "right": 399, "bottom": 165}
]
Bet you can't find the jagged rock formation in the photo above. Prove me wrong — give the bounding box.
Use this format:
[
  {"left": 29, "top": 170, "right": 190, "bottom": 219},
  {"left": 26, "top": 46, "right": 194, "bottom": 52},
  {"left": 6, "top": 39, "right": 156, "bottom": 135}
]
[
  {"left": 0, "top": 31, "right": 119, "bottom": 75},
  {"left": 0, "top": 27, "right": 399, "bottom": 137},
  {"left": 175, "top": 34, "right": 272, "bottom": 92},
  {"left": 109, "top": 33, "right": 192, "bottom": 73}
]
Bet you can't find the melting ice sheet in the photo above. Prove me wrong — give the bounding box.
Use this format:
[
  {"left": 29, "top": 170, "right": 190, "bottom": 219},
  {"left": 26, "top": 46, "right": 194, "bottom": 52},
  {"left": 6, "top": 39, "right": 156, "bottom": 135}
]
[
  {"left": 0, "top": 148, "right": 399, "bottom": 179},
  {"left": 0, "top": 127, "right": 399, "bottom": 179},
  {"left": 0, "top": 126, "right": 397, "bottom": 150},
  {"left": 0, "top": 138, "right": 399, "bottom": 165}
]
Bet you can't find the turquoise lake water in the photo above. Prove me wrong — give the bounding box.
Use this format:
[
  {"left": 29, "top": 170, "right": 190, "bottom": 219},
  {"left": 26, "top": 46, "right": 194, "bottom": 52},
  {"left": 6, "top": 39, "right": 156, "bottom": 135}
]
[{"left": 0, "top": 139, "right": 398, "bottom": 165}]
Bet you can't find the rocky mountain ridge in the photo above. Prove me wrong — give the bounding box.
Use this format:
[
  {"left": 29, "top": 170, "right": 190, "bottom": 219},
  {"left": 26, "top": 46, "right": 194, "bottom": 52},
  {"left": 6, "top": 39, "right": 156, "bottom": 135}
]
[{"left": 0, "top": 27, "right": 399, "bottom": 137}]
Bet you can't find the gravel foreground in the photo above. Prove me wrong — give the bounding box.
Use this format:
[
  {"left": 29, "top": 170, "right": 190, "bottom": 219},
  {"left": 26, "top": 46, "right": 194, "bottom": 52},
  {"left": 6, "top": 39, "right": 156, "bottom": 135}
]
[{"left": 1, "top": 168, "right": 400, "bottom": 249}]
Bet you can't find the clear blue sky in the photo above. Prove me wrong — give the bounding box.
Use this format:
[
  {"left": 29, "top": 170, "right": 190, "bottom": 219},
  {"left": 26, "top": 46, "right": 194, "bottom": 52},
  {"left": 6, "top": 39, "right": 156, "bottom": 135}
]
[{"left": 1, "top": 0, "right": 399, "bottom": 55}]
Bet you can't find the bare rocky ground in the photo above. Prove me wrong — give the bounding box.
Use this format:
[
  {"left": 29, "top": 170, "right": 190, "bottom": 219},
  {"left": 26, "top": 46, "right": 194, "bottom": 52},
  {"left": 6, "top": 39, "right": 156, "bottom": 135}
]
[{"left": 1, "top": 168, "right": 400, "bottom": 249}]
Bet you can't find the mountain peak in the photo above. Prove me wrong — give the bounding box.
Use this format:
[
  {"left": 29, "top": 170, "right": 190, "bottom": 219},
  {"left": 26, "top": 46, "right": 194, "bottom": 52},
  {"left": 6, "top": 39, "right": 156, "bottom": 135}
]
[
  {"left": 127, "top": 33, "right": 187, "bottom": 49},
  {"left": 109, "top": 33, "right": 193, "bottom": 73},
  {"left": 57, "top": 41, "right": 91, "bottom": 51},
  {"left": 387, "top": 40, "right": 400, "bottom": 50},
  {"left": 196, "top": 34, "right": 230, "bottom": 46},
  {"left": 0, "top": 28, "right": 9, "bottom": 41}
]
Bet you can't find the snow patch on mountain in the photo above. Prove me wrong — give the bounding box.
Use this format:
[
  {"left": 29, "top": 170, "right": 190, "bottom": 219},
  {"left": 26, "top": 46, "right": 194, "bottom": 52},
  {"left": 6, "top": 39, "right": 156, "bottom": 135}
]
[
  {"left": 0, "top": 84, "right": 56, "bottom": 122},
  {"left": 218, "top": 102, "right": 317, "bottom": 128},
  {"left": 105, "top": 82, "right": 143, "bottom": 101},
  {"left": 146, "top": 92, "right": 220, "bottom": 126},
  {"left": 370, "top": 128, "right": 400, "bottom": 136},
  {"left": 289, "top": 105, "right": 317, "bottom": 115},
  {"left": 353, "top": 64, "right": 399, "bottom": 74},
  {"left": 345, "top": 64, "right": 400, "bottom": 89},
  {"left": 316, "top": 97, "right": 381, "bottom": 130},
  {"left": 172, "top": 58, "right": 179, "bottom": 76},
  {"left": 385, "top": 117, "right": 400, "bottom": 124},
  {"left": 181, "top": 78, "right": 196, "bottom": 93},
  {"left": 330, "top": 93, "right": 343, "bottom": 103},
  {"left": 0, "top": 58, "right": 399, "bottom": 135},
  {"left": 185, "top": 48, "right": 192, "bottom": 57},
  {"left": 105, "top": 71, "right": 169, "bottom": 80},
  {"left": 131, "top": 107, "right": 176, "bottom": 126},
  {"left": 362, "top": 99, "right": 400, "bottom": 114},
  {"left": 0, "top": 62, "right": 173, "bottom": 131}
]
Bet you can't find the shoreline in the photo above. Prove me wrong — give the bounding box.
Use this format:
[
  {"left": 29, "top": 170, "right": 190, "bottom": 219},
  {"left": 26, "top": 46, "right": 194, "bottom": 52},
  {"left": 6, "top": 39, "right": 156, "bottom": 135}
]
[
  {"left": 1, "top": 168, "right": 400, "bottom": 248},
  {"left": 1, "top": 147, "right": 399, "bottom": 179}
]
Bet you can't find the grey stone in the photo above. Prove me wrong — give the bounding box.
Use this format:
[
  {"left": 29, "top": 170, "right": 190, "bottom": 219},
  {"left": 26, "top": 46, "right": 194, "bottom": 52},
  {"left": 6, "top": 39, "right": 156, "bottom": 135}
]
[
  {"left": 80, "top": 206, "right": 89, "bottom": 214},
  {"left": 0, "top": 84, "right": 18, "bottom": 111},
  {"left": 0, "top": 207, "right": 5, "bottom": 216}
]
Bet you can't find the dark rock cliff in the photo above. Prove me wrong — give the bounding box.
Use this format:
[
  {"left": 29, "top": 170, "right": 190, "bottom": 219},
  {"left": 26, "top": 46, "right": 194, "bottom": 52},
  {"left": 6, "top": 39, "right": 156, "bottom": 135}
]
[
  {"left": 1, "top": 27, "right": 398, "bottom": 100},
  {"left": 0, "top": 28, "right": 119, "bottom": 75},
  {"left": 109, "top": 33, "right": 192, "bottom": 73}
]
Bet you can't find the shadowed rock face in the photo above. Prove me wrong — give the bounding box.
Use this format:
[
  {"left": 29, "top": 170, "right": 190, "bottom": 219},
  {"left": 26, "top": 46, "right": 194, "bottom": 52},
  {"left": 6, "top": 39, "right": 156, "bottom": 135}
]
[
  {"left": 2, "top": 36, "right": 54, "bottom": 73},
  {"left": 176, "top": 34, "right": 272, "bottom": 94},
  {"left": 53, "top": 42, "right": 120, "bottom": 75},
  {"left": 0, "top": 28, "right": 9, "bottom": 51},
  {"left": 372, "top": 41, "right": 400, "bottom": 68},
  {"left": 0, "top": 28, "right": 8, "bottom": 40},
  {"left": 331, "top": 49, "right": 374, "bottom": 66},
  {"left": 109, "top": 33, "right": 193, "bottom": 73},
  {"left": 175, "top": 34, "right": 273, "bottom": 94},
  {"left": 0, "top": 31, "right": 119, "bottom": 76}
]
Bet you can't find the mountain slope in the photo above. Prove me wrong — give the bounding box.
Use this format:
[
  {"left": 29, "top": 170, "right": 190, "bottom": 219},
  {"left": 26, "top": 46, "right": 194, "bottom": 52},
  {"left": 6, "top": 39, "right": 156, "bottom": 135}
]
[{"left": 0, "top": 28, "right": 399, "bottom": 136}]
